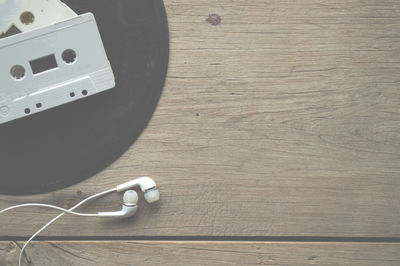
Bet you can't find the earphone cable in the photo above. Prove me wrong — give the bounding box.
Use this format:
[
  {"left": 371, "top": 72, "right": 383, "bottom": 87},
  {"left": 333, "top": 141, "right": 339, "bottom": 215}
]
[
  {"left": 13, "top": 187, "right": 117, "bottom": 266},
  {"left": 1, "top": 203, "right": 103, "bottom": 217}
]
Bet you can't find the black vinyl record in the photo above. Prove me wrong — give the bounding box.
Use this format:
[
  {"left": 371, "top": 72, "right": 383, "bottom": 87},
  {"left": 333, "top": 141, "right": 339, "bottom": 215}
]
[{"left": 0, "top": 0, "right": 169, "bottom": 195}]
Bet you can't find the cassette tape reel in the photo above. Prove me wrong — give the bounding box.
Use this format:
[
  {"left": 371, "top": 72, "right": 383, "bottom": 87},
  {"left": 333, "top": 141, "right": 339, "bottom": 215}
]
[{"left": 0, "top": 0, "right": 169, "bottom": 195}]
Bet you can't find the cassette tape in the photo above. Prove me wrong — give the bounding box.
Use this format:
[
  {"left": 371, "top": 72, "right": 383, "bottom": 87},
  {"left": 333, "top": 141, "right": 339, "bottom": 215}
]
[{"left": 0, "top": 12, "right": 115, "bottom": 124}]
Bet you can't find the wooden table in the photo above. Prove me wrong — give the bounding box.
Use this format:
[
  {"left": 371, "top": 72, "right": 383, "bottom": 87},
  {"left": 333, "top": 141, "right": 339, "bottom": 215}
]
[{"left": 2, "top": 0, "right": 400, "bottom": 265}]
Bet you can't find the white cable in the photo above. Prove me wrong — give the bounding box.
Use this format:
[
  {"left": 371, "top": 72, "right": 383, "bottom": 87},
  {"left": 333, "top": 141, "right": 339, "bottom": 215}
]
[
  {"left": 0, "top": 187, "right": 117, "bottom": 266},
  {"left": 0, "top": 203, "right": 102, "bottom": 217}
]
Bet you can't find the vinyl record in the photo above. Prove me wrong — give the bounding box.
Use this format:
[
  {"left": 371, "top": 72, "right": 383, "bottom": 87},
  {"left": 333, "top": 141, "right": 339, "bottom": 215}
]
[{"left": 0, "top": 0, "right": 169, "bottom": 195}]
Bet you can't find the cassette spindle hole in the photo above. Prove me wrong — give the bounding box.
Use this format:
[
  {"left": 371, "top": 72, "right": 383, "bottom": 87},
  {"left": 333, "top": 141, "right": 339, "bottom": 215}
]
[
  {"left": 20, "top": 11, "right": 35, "bottom": 25},
  {"left": 24, "top": 108, "right": 31, "bottom": 114},
  {"left": 62, "top": 49, "right": 77, "bottom": 64},
  {"left": 10, "top": 65, "right": 26, "bottom": 80},
  {"left": 82, "top": 90, "right": 88, "bottom": 96}
]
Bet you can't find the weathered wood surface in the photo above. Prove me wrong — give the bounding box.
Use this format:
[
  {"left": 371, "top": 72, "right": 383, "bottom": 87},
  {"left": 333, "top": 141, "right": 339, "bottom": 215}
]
[
  {"left": 1, "top": 241, "right": 400, "bottom": 266},
  {"left": 1, "top": 0, "right": 400, "bottom": 240}
]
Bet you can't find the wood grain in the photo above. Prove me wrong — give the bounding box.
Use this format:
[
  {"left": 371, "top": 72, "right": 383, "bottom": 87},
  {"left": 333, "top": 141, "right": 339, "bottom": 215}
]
[
  {"left": 1, "top": 0, "right": 400, "bottom": 238},
  {"left": 2, "top": 241, "right": 400, "bottom": 266}
]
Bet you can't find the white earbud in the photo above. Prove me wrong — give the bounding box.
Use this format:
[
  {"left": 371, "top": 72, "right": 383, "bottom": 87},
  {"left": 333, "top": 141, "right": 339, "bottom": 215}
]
[
  {"left": 97, "top": 190, "right": 139, "bottom": 218},
  {"left": 116, "top": 176, "right": 160, "bottom": 204},
  {"left": 144, "top": 188, "right": 160, "bottom": 203}
]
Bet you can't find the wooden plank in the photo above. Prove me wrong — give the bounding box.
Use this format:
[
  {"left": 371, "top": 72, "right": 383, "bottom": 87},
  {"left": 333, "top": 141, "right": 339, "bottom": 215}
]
[
  {"left": 2, "top": 241, "right": 400, "bottom": 266},
  {"left": 2, "top": 0, "right": 400, "bottom": 237}
]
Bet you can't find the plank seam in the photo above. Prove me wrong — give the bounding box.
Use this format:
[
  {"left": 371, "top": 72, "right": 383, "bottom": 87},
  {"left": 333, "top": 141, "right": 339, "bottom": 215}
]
[{"left": 1, "top": 236, "right": 400, "bottom": 243}]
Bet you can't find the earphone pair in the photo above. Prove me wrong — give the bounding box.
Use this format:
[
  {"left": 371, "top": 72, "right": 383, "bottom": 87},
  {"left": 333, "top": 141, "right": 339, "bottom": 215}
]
[
  {"left": 0, "top": 177, "right": 161, "bottom": 266},
  {"left": 98, "top": 176, "right": 160, "bottom": 218},
  {"left": 0, "top": 177, "right": 160, "bottom": 218}
]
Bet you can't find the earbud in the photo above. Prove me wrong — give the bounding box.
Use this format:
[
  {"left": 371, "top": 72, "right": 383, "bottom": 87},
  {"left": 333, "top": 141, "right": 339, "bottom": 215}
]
[
  {"left": 117, "top": 177, "right": 156, "bottom": 192},
  {"left": 144, "top": 188, "right": 160, "bottom": 203},
  {"left": 123, "top": 190, "right": 139, "bottom": 206},
  {"left": 97, "top": 190, "right": 138, "bottom": 218},
  {"left": 116, "top": 176, "right": 160, "bottom": 203},
  {"left": 97, "top": 177, "right": 160, "bottom": 218}
]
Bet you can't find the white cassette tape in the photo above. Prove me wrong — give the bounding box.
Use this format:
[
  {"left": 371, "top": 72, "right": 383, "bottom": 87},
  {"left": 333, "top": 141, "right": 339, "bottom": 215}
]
[{"left": 0, "top": 12, "right": 115, "bottom": 124}]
